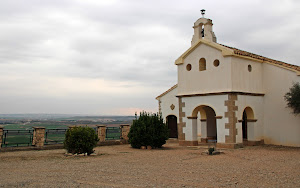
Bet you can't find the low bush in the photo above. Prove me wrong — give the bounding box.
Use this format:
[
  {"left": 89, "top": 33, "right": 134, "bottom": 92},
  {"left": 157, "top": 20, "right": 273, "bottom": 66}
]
[
  {"left": 128, "top": 111, "right": 169, "bottom": 149},
  {"left": 64, "top": 126, "right": 99, "bottom": 155}
]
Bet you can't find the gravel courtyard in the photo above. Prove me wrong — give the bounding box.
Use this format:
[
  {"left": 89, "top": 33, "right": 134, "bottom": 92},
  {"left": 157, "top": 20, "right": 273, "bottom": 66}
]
[{"left": 1, "top": 143, "right": 300, "bottom": 187}]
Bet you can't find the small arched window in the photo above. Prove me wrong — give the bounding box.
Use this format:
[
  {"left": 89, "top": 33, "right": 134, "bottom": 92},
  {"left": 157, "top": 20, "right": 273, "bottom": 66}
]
[
  {"left": 248, "top": 65, "right": 252, "bottom": 72},
  {"left": 199, "top": 58, "right": 206, "bottom": 71}
]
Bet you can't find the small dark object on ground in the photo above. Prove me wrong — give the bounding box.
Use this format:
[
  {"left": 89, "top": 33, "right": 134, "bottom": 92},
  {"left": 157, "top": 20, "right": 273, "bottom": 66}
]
[{"left": 208, "top": 147, "right": 215, "bottom": 155}]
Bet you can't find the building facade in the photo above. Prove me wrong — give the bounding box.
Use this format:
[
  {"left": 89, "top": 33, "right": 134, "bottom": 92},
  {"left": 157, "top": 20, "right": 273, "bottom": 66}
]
[{"left": 156, "top": 15, "right": 300, "bottom": 148}]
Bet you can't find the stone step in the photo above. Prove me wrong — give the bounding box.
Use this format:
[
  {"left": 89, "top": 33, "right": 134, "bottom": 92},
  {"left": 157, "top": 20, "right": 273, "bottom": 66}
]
[{"left": 166, "top": 138, "right": 179, "bottom": 144}]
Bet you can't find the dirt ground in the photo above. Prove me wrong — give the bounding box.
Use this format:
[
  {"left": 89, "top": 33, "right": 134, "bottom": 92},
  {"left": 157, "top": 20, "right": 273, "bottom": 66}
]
[{"left": 0, "top": 143, "right": 300, "bottom": 187}]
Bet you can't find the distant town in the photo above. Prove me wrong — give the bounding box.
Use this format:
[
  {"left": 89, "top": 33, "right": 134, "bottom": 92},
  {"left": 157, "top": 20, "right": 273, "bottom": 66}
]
[{"left": 0, "top": 114, "right": 135, "bottom": 129}]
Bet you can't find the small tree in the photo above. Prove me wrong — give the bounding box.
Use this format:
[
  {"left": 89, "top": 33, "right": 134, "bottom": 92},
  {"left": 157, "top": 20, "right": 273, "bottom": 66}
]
[
  {"left": 128, "top": 111, "right": 169, "bottom": 149},
  {"left": 284, "top": 82, "right": 300, "bottom": 115},
  {"left": 64, "top": 126, "right": 99, "bottom": 155}
]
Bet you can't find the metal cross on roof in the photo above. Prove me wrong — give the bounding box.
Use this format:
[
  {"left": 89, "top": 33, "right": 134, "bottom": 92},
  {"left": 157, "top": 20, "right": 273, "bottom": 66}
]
[{"left": 201, "top": 9, "right": 205, "bottom": 18}]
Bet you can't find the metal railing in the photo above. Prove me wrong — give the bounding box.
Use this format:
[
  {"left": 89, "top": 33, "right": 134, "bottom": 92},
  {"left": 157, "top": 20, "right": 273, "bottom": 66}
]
[
  {"left": 2, "top": 129, "right": 33, "bottom": 147},
  {"left": 44, "top": 129, "right": 68, "bottom": 145},
  {"left": 92, "top": 127, "right": 97, "bottom": 133},
  {"left": 1, "top": 126, "right": 125, "bottom": 148},
  {"left": 106, "top": 127, "right": 121, "bottom": 140}
]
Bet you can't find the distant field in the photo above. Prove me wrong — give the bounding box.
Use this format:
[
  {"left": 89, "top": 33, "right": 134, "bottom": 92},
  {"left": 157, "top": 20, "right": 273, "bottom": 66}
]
[{"left": 2, "top": 123, "right": 68, "bottom": 130}]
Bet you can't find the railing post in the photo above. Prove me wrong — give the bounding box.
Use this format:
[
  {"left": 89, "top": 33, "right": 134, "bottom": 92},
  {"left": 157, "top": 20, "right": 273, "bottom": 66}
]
[
  {"left": 32, "top": 127, "right": 45, "bottom": 147},
  {"left": 97, "top": 125, "right": 106, "bottom": 142},
  {"left": 120, "top": 124, "right": 130, "bottom": 144},
  {"left": 0, "top": 126, "right": 3, "bottom": 148}
]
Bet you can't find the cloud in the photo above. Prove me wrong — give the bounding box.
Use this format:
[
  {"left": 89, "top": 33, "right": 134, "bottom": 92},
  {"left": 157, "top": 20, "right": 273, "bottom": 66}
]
[{"left": 0, "top": 0, "right": 299, "bottom": 114}]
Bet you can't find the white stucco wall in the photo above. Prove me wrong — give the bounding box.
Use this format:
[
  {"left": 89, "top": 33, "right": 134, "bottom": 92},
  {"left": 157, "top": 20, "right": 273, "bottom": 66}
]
[
  {"left": 177, "top": 43, "right": 232, "bottom": 95},
  {"left": 235, "top": 95, "right": 264, "bottom": 143},
  {"left": 262, "top": 63, "right": 300, "bottom": 147},
  {"left": 231, "top": 57, "right": 264, "bottom": 93},
  {"left": 181, "top": 95, "right": 228, "bottom": 143},
  {"left": 162, "top": 28, "right": 300, "bottom": 147},
  {"left": 159, "top": 87, "right": 179, "bottom": 123}
]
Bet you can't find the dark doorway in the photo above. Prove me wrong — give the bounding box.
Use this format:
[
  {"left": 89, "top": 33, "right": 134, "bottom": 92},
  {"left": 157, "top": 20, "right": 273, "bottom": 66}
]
[
  {"left": 204, "top": 106, "right": 217, "bottom": 141},
  {"left": 242, "top": 110, "right": 248, "bottom": 140},
  {"left": 166, "top": 115, "right": 178, "bottom": 138}
]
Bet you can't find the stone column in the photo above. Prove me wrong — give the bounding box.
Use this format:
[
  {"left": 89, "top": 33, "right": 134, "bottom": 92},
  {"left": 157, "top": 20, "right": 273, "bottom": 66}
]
[
  {"left": 120, "top": 124, "right": 130, "bottom": 144},
  {"left": 247, "top": 121, "right": 255, "bottom": 141},
  {"left": 191, "top": 118, "right": 198, "bottom": 141},
  {"left": 32, "top": 127, "right": 45, "bottom": 147},
  {"left": 0, "top": 126, "right": 3, "bottom": 148},
  {"left": 200, "top": 119, "right": 207, "bottom": 143},
  {"left": 97, "top": 125, "right": 106, "bottom": 142},
  {"left": 184, "top": 117, "right": 198, "bottom": 146},
  {"left": 236, "top": 120, "right": 243, "bottom": 144}
]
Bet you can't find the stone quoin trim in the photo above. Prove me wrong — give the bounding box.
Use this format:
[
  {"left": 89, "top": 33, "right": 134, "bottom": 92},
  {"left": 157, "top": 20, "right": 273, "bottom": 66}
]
[
  {"left": 224, "top": 94, "right": 238, "bottom": 143},
  {"left": 158, "top": 100, "right": 162, "bottom": 114},
  {"left": 178, "top": 97, "right": 186, "bottom": 141}
]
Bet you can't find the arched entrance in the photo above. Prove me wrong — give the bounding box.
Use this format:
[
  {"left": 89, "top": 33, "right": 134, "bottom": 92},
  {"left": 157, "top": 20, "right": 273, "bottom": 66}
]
[
  {"left": 166, "top": 115, "right": 178, "bottom": 138},
  {"left": 192, "top": 105, "right": 217, "bottom": 142},
  {"left": 242, "top": 111, "right": 247, "bottom": 140},
  {"left": 242, "top": 107, "right": 254, "bottom": 141}
]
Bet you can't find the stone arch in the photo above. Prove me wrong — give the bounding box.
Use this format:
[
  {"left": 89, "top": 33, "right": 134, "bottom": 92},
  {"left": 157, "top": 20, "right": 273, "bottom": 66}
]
[
  {"left": 242, "top": 106, "right": 255, "bottom": 141},
  {"left": 243, "top": 107, "right": 255, "bottom": 119},
  {"left": 191, "top": 105, "right": 217, "bottom": 142},
  {"left": 166, "top": 115, "right": 178, "bottom": 138},
  {"left": 199, "top": 58, "right": 206, "bottom": 71}
]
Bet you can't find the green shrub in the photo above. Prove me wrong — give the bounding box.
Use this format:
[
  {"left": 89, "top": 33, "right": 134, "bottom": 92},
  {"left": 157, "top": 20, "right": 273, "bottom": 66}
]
[
  {"left": 64, "top": 126, "right": 99, "bottom": 155},
  {"left": 284, "top": 82, "right": 300, "bottom": 115},
  {"left": 128, "top": 111, "right": 169, "bottom": 149},
  {"left": 208, "top": 147, "right": 215, "bottom": 155}
]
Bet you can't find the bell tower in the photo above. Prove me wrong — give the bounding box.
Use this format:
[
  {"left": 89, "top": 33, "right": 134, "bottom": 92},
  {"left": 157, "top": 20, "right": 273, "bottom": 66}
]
[{"left": 191, "top": 9, "right": 217, "bottom": 45}]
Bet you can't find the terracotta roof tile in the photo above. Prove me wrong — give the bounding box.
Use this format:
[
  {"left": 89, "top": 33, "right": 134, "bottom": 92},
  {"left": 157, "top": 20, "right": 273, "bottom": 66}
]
[{"left": 219, "top": 44, "right": 300, "bottom": 72}]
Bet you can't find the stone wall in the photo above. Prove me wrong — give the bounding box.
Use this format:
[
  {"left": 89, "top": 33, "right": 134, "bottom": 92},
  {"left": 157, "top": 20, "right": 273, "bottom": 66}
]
[
  {"left": 97, "top": 125, "right": 106, "bottom": 142},
  {"left": 120, "top": 124, "right": 130, "bottom": 144},
  {"left": 32, "top": 127, "right": 46, "bottom": 147}
]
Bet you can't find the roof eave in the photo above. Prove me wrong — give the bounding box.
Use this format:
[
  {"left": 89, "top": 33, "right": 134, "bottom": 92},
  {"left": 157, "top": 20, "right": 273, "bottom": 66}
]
[
  {"left": 175, "top": 39, "right": 234, "bottom": 65},
  {"left": 156, "top": 84, "right": 178, "bottom": 100}
]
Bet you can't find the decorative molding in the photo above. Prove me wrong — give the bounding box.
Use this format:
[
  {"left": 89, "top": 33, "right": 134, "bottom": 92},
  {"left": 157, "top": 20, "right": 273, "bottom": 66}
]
[
  {"left": 175, "top": 39, "right": 234, "bottom": 65},
  {"left": 170, "top": 104, "right": 175, "bottom": 110},
  {"left": 215, "top": 116, "right": 223, "bottom": 119},
  {"left": 187, "top": 116, "right": 197, "bottom": 119},
  {"left": 176, "top": 91, "right": 265, "bottom": 97},
  {"left": 238, "top": 119, "right": 257, "bottom": 122}
]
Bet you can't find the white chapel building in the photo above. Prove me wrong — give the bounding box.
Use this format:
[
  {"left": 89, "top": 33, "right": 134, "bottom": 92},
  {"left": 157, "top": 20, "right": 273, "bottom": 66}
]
[{"left": 156, "top": 12, "right": 300, "bottom": 148}]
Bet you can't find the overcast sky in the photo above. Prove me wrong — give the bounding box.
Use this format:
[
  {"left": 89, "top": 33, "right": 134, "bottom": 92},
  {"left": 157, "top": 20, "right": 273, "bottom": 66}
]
[{"left": 0, "top": 0, "right": 299, "bottom": 115}]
